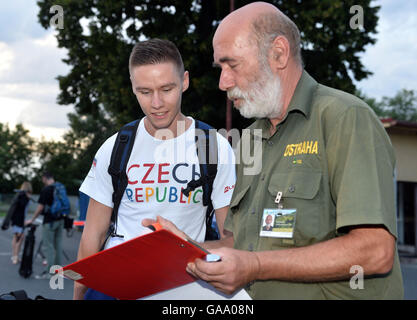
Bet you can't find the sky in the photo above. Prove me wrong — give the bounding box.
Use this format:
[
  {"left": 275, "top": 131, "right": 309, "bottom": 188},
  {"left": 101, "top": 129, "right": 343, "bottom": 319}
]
[{"left": 0, "top": 0, "right": 416, "bottom": 141}]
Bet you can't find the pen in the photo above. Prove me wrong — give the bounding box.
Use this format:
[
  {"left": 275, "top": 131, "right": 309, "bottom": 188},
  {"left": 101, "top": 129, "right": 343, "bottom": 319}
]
[{"left": 147, "top": 222, "right": 163, "bottom": 232}]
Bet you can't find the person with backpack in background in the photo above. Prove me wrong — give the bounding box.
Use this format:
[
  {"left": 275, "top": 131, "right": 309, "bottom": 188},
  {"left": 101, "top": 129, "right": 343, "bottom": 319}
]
[
  {"left": 9, "top": 182, "right": 33, "bottom": 264},
  {"left": 26, "top": 172, "right": 70, "bottom": 279},
  {"left": 73, "top": 39, "right": 236, "bottom": 300}
]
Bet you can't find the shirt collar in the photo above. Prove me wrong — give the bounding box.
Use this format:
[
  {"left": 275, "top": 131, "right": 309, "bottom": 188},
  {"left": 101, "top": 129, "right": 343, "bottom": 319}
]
[{"left": 286, "top": 69, "right": 317, "bottom": 118}]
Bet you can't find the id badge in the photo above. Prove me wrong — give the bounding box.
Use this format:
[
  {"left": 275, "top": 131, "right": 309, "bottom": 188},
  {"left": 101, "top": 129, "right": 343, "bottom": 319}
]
[{"left": 260, "top": 208, "right": 297, "bottom": 238}]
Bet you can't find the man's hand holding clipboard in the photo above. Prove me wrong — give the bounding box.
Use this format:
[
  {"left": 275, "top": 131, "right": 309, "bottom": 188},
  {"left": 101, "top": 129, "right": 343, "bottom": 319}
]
[
  {"left": 142, "top": 216, "right": 222, "bottom": 263},
  {"left": 141, "top": 216, "right": 258, "bottom": 296}
]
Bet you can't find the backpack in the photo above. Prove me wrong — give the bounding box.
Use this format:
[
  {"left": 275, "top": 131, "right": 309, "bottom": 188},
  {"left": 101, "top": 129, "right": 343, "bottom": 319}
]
[
  {"left": 107, "top": 119, "right": 219, "bottom": 242},
  {"left": 48, "top": 182, "right": 70, "bottom": 219}
]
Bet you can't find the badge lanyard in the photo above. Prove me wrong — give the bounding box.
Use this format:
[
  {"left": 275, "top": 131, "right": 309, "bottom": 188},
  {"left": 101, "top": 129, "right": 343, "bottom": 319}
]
[{"left": 275, "top": 191, "right": 283, "bottom": 209}]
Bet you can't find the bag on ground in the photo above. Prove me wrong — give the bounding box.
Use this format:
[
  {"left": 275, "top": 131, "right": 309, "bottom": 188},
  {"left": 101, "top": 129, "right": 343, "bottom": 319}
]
[{"left": 19, "top": 224, "right": 37, "bottom": 278}]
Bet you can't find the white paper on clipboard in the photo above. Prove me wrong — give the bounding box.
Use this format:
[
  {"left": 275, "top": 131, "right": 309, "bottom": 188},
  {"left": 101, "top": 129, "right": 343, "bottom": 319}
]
[{"left": 141, "top": 279, "right": 252, "bottom": 300}]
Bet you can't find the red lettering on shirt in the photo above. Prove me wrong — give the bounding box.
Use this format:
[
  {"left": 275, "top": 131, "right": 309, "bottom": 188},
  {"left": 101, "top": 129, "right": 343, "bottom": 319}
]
[
  {"left": 158, "top": 163, "right": 170, "bottom": 183},
  {"left": 135, "top": 188, "right": 143, "bottom": 202},
  {"left": 224, "top": 185, "right": 235, "bottom": 193},
  {"left": 142, "top": 163, "right": 155, "bottom": 184},
  {"left": 179, "top": 188, "right": 187, "bottom": 204},
  {"left": 127, "top": 164, "right": 140, "bottom": 185}
]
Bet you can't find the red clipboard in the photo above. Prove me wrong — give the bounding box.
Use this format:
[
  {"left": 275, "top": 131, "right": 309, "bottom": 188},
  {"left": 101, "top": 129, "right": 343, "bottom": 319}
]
[{"left": 61, "top": 229, "right": 207, "bottom": 300}]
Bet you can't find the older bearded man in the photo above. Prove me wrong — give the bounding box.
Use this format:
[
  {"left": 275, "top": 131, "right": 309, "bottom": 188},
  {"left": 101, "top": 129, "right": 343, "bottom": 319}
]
[{"left": 147, "top": 2, "right": 404, "bottom": 300}]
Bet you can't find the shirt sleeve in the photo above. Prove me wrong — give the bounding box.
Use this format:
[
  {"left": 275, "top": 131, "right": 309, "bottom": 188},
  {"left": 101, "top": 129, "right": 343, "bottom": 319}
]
[
  {"left": 210, "top": 133, "right": 236, "bottom": 210},
  {"left": 326, "top": 105, "right": 397, "bottom": 237},
  {"left": 79, "top": 134, "right": 117, "bottom": 208},
  {"left": 224, "top": 206, "right": 234, "bottom": 233}
]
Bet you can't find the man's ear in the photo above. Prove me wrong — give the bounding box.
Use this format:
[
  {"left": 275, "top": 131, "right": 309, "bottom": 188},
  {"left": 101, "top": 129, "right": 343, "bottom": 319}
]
[
  {"left": 269, "top": 35, "right": 291, "bottom": 71},
  {"left": 182, "top": 71, "right": 190, "bottom": 92}
]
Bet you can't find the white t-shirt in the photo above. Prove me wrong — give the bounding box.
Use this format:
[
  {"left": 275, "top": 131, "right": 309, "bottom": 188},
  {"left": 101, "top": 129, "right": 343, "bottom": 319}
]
[{"left": 80, "top": 117, "right": 236, "bottom": 248}]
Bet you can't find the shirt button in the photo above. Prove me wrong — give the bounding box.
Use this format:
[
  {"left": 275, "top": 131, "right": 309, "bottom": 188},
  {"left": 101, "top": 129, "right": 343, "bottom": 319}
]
[
  {"left": 251, "top": 210, "right": 256, "bottom": 215},
  {"left": 267, "top": 140, "right": 274, "bottom": 146},
  {"left": 248, "top": 243, "right": 254, "bottom": 251},
  {"left": 288, "top": 185, "right": 296, "bottom": 193}
]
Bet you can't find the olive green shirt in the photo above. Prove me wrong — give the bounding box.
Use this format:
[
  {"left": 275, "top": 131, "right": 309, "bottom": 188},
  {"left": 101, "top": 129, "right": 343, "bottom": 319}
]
[{"left": 225, "top": 70, "right": 404, "bottom": 299}]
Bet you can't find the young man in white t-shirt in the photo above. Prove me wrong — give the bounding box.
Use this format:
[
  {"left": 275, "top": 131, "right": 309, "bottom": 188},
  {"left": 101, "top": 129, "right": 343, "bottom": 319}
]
[{"left": 73, "top": 39, "right": 236, "bottom": 300}]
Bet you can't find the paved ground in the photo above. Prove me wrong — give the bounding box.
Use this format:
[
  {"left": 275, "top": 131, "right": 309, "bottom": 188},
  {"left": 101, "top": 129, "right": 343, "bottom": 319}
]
[
  {"left": 401, "top": 258, "right": 417, "bottom": 299},
  {"left": 1, "top": 217, "right": 416, "bottom": 300},
  {"left": 0, "top": 218, "right": 80, "bottom": 299}
]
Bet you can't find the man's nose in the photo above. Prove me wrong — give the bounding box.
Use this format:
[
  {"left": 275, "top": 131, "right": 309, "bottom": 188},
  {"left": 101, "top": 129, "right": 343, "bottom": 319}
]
[
  {"left": 219, "top": 69, "right": 235, "bottom": 91},
  {"left": 151, "top": 91, "right": 163, "bottom": 108}
]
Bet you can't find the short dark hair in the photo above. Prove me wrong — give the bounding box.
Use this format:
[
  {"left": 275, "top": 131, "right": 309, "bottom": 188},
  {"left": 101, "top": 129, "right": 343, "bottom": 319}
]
[
  {"left": 129, "top": 38, "right": 185, "bottom": 78},
  {"left": 42, "top": 171, "right": 54, "bottom": 180}
]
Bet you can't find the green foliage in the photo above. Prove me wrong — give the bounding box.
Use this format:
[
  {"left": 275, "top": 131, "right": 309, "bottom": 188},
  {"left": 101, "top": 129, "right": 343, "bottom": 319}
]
[
  {"left": 36, "top": 0, "right": 380, "bottom": 131},
  {"left": 382, "top": 89, "right": 417, "bottom": 122},
  {"left": 280, "top": 0, "right": 379, "bottom": 93},
  {"left": 358, "top": 89, "right": 417, "bottom": 121},
  {"left": 33, "top": 138, "right": 79, "bottom": 195},
  {"left": 18, "top": 0, "right": 381, "bottom": 193},
  {"left": 0, "top": 123, "right": 35, "bottom": 193}
]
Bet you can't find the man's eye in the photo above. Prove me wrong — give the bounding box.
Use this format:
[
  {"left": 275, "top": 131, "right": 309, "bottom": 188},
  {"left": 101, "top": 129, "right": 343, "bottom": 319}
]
[
  {"left": 162, "top": 87, "right": 173, "bottom": 92},
  {"left": 139, "top": 91, "right": 150, "bottom": 95}
]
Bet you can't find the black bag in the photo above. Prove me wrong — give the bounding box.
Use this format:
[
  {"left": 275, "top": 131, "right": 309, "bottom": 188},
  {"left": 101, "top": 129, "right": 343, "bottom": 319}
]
[
  {"left": 1, "top": 193, "right": 19, "bottom": 230},
  {"left": 0, "top": 290, "right": 50, "bottom": 300},
  {"left": 64, "top": 216, "right": 74, "bottom": 230},
  {"left": 19, "top": 224, "right": 37, "bottom": 278}
]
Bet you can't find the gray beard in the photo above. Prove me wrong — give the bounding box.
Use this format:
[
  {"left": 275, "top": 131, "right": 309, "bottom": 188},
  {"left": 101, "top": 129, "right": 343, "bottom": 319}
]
[{"left": 228, "top": 71, "right": 283, "bottom": 119}]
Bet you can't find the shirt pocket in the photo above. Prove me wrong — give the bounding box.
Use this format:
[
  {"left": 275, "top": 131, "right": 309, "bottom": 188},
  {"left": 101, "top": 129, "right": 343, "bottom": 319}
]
[
  {"left": 266, "top": 170, "right": 322, "bottom": 247},
  {"left": 227, "top": 184, "right": 253, "bottom": 249},
  {"left": 229, "top": 184, "right": 251, "bottom": 215}
]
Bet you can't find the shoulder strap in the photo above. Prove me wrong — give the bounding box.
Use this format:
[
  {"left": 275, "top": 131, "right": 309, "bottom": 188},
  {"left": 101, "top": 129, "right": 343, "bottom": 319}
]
[
  {"left": 196, "top": 120, "right": 219, "bottom": 240},
  {"left": 195, "top": 120, "right": 218, "bottom": 206},
  {"left": 181, "top": 120, "right": 219, "bottom": 240},
  {"left": 182, "top": 120, "right": 218, "bottom": 206},
  {"left": 107, "top": 119, "right": 140, "bottom": 238}
]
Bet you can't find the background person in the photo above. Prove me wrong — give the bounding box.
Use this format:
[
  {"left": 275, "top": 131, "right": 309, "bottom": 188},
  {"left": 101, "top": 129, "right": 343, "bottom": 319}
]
[
  {"left": 26, "top": 172, "right": 65, "bottom": 279},
  {"left": 10, "top": 182, "right": 33, "bottom": 264}
]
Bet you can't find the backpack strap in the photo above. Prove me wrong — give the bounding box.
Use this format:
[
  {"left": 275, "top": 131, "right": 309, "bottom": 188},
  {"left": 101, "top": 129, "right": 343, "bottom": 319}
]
[
  {"left": 107, "top": 119, "right": 140, "bottom": 239},
  {"left": 182, "top": 120, "right": 218, "bottom": 239},
  {"left": 182, "top": 120, "right": 218, "bottom": 205},
  {"left": 197, "top": 120, "right": 218, "bottom": 207}
]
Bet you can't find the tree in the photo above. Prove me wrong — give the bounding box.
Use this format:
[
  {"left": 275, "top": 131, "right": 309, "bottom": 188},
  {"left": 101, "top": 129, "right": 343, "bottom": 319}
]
[
  {"left": 359, "top": 89, "right": 417, "bottom": 122},
  {"left": 37, "top": 0, "right": 379, "bottom": 126},
  {"left": 31, "top": 112, "right": 113, "bottom": 195},
  {"left": 36, "top": 0, "right": 380, "bottom": 183},
  {"left": 382, "top": 89, "right": 417, "bottom": 122},
  {"left": 32, "top": 138, "right": 78, "bottom": 195},
  {"left": 0, "top": 123, "right": 35, "bottom": 193},
  {"left": 356, "top": 89, "right": 386, "bottom": 116}
]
